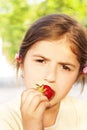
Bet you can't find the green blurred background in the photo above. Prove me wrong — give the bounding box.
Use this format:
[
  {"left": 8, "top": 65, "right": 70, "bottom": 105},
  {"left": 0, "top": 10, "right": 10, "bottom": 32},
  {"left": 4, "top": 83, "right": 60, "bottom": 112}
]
[{"left": 0, "top": 0, "right": 87, "bottom": 64}]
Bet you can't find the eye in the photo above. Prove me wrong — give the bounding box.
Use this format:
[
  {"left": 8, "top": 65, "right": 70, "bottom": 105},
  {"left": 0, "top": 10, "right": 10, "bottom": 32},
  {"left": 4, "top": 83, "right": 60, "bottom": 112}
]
[
  {"left": 62, "top": 64, "right": 71, "bottom": 71},
  {"left": 35, "top": 59, "right": 45, "bottom": 64}
]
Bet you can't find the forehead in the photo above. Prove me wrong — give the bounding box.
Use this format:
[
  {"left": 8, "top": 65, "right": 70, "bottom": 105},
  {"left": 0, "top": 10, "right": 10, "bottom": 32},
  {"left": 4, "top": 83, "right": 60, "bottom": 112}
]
[
  {"left": 29, "top": 35, "right": 77, "bottom": 50},
  {"left": 26, "top": 39, "right": 79, "bottom": 63},
  {"left": 29, "top": 37, "right": 76, "bottom": 53}
]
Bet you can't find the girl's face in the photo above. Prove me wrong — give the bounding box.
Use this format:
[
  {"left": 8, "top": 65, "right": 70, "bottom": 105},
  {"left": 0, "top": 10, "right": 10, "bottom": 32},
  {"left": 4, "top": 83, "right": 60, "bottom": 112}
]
[{"left": 21, "top": 39, "right": 80, "bottom": 105}]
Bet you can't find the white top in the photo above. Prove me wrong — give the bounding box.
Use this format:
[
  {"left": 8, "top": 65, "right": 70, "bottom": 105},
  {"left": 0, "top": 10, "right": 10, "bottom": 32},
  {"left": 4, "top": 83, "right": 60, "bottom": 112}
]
[{"left": 0, "top": 96, "right": 87, "bottom": 130}]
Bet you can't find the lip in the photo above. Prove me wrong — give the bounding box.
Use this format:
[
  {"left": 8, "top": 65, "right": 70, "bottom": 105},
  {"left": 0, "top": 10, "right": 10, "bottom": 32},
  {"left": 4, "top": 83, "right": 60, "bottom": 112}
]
[
  {"left": 36, "top": 84, "right": 55, "bottom": 100},
  {"left": 36, "top": 83, "right": 55, "bottom": 92}
]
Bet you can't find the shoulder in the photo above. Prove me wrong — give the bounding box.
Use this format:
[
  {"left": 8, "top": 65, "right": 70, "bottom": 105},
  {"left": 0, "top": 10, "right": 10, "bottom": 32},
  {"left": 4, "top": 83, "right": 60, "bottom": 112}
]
[
  {"left": 61, "top": 96, "right": 87, "bottom": 129},
  {"left": 0, "top": 97, "right": 22, "bottom": 130},
  {"left": 71, "top": 96, "right": 87, "bottom": 129},
  {"left": 69, "top": 96, "right": 87, "bottom": 111},
  {"left": 0, "top": 96, "right": 21, "bottom": 112},
  {"left": 62, "top": 96, "right": 87, "bottom": 113}
]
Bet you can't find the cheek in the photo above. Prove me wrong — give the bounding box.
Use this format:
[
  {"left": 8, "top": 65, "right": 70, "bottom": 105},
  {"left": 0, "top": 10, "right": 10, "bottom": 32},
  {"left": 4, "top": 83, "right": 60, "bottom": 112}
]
[
  {"left": 23, "top": 65, "right": 44, "bottom": 89},
  {"left": 55, "top": 73, "right": 78, "bottom": 99},
  {"left": 23, "top": 70, "right": 37, "bottom": 88},
  {"left": 55, "top": 83, "right": 73, "bottom": 101}
]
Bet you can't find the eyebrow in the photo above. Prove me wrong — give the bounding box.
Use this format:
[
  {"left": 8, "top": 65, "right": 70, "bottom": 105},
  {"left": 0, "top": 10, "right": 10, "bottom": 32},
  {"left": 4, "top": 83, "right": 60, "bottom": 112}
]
[
  {"left": 58, "top": 62, "right": 76, "bottom": 68},
  {"left": 32, "top": 54, "right": 76, "bottom": 68},
  {"left": 32, "top": 54, "right": 50, "bottom": 61}
]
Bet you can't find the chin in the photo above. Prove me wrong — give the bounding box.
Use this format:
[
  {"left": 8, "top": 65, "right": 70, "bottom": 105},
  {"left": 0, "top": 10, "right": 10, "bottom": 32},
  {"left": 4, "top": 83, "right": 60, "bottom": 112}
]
[{"left": 49, "top": 99, "right": 60, "bottom": 108}]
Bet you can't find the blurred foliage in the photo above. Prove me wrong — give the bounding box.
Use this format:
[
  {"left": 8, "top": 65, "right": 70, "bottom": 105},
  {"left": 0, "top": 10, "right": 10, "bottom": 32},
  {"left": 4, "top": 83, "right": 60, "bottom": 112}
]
[
  {"left": 0, "top": 0, "right": 30, "bottom": 62},
  {"left": 0, "top": 0, "right": 87, "bottom": 64}
]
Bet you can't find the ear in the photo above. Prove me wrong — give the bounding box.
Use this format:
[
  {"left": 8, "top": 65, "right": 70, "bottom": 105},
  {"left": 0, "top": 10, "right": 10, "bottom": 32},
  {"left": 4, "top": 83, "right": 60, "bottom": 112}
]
[
  {"left": 20, "top": 63, "right": 24, "bottom": 78},
  {"left": 76, "top": 72, "right": 84, "bottom": 82}
]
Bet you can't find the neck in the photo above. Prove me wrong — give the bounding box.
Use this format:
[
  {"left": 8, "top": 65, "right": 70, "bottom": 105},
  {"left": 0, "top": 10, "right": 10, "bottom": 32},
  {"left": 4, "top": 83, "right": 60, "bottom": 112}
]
[{"left": 44, "top": 102, "right": 60, "bottom": 127}]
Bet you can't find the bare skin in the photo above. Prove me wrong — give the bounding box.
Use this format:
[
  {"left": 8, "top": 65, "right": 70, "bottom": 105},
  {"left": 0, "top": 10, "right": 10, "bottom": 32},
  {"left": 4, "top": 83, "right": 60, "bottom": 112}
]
[{"left": 20, "top": 39, "right": 80, "bottom": 130}]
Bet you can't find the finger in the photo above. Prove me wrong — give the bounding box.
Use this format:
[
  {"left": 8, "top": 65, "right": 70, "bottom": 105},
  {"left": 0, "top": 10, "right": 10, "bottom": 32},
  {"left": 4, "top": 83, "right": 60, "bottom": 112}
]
[
  {"left": 29, "top": 94, "right": 48, "bottom": 112},
  {"left": 36, "top": 101, "right": 51, "bottom": 118},
  {"left": 21, "top": 88, "right": 41, "bottom": 106},
  {"left": 22, "top": 95, "right": 49, "bottom": 119},
  {"left": 21, "top": 88, "right": 34, "bottom": 104},
  {"left": 20, "top": 89, "right": 43, "bottom": 113}
]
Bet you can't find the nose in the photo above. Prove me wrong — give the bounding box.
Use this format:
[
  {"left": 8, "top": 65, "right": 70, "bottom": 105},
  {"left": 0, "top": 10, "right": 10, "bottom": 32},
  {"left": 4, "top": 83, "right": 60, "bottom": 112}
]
[{"left": 44, "top": 64, "right": 57, "bottom": 83}]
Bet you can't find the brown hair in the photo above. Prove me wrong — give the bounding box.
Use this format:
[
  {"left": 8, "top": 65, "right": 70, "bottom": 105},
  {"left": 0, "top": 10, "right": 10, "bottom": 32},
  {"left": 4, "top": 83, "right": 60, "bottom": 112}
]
[{"left": 16, "top": 14, "right": 87, "bottom": 84}]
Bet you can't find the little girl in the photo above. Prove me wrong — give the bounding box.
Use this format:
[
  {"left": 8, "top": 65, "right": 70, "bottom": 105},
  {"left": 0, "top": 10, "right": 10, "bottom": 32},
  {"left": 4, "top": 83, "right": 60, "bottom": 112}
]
[{"left": 0, "top": 14, "right": 87, "bottom": 130}]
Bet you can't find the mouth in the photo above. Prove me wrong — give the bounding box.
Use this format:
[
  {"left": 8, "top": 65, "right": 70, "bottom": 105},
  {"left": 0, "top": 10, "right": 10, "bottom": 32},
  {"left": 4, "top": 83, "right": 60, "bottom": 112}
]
[{"left": 36, "top": 84, "right": 55, "bottom": 100}]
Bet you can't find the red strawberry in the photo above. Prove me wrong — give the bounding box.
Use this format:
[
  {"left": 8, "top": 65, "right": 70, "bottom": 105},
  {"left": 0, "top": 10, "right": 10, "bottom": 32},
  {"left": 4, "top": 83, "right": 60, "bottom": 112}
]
[{"left": 36, "top": 84, "right": 55, "bottom": 100}]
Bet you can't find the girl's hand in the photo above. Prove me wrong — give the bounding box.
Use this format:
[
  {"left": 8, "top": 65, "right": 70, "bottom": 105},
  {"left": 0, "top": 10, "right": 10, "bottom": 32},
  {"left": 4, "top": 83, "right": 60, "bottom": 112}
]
[{"left": 20, "top": 88, "right": 50, "bottom": 130}]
